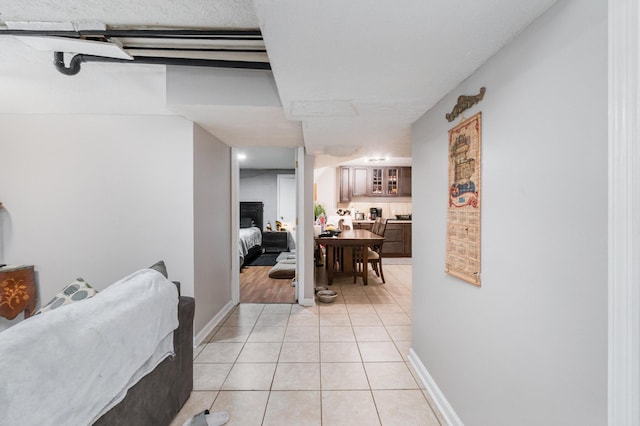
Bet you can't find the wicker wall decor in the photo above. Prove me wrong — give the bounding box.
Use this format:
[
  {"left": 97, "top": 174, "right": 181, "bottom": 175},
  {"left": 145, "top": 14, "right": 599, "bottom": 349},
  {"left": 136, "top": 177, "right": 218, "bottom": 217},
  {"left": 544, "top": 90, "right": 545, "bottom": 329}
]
[{"left": 446, "top": 112, "right": 482, "bottom": 286}]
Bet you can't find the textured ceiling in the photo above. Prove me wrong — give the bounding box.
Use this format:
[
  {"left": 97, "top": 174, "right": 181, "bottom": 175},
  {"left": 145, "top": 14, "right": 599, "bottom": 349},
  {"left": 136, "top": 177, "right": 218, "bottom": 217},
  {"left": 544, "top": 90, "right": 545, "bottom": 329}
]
[{"left": 0, "top": 0, "right": 558, "bottom": 163}]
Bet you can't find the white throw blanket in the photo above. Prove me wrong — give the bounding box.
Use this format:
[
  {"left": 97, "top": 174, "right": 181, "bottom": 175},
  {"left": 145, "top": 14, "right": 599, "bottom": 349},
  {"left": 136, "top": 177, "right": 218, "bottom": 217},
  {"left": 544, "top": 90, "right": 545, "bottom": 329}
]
[{"left": 0, "top": 269, "right": 179, "bottom": 426}]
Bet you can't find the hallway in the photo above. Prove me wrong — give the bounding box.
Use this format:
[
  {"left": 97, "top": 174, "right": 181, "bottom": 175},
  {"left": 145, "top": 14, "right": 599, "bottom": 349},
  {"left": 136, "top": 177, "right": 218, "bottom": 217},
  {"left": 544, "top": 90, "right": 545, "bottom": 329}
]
[{"left": 172, "top": 262, "right": 443, "bottom": 425}]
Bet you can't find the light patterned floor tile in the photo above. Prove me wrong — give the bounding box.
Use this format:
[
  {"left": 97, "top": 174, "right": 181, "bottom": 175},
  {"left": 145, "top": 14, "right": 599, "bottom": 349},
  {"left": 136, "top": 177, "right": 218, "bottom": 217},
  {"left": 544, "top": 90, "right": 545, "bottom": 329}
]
[
  {"left": 263, "top": 391, "right": 321, "bottom": 426},
  {"left": 195, "top": 343, "right": 244, "bottom": 363},
  {"left": 385, "top": 325, "right": 413, "bottom": 342},
  {"left": 321, "top": 390, "right": 381, "bottom": 426},
  {"left": 349, "top": 313, "right": 383, "bottom": 326},
  {"left": 272, "top": 363, "right": 321, "bottom": 390},
  {"left": 364, "top": 362, "right": 419, "bottom": 389},
  {"left": 290, "top": 304, "right": 319, "bottom": 314},
  {"left": 393, "top": 341, "right": 412, "bottom": 361},
  {"left": 353, "top": 326, "right": 391, "bottom": 342},
  {"left": 358, "top": 341, "right": 403, "bottom": 362},
  {"left": 236, "top": 342, "right": 282, "bottom": 363},
  {"left": 279, "top": 342, "right": 320, "bottom": 362},
  {"left": 211, "top": 326, "right": 253, "bottom": 343},
  {"left": 318, "top": 303, "right": 348, "bottom": 314},
  {"left": 247, "top": 326, "right": 286, "bottom": 343},
  {"left": 234, "top": 303, "right": 265, "bottom": 314},
  {"left": 193, "top": 344, "right": 206, "bottom": 360},
  {"left": 320, "top": 326, "right": 356, "bottom": 342},
  {"left": 262, "top": 303, "right": 293, "bottom": 314},
  {"left": 284, "top": 326, "right": 320, "bottom": 342},
  {"left": 345, "top": 304, "right": 377, "bottom": 314},
  {"left": 193, "top": 363, "right": 233, "bottom": 390},
  {"left": 321, "top": 362, "right": 370, "bottom": 390},
  {"left": 378, "top": 313, "right": 412, "bottom": 326},
  {"left": 196, "top": 264, "right": 416, "bottom": 424},
  {"left": 223, "top": 313, "right": 260, "bottom": 327},
  {"left": 373, "top": 390, "right": 440, "bottom": 426},
  {"left": 222, "top": 363, "right": 276, "bottom": 390},
  {"left": 256, "top": 313, "right": 290, "bottom": 326},
  {"left": 320, "top": 342, "right": 362, "bottom": 362},
  {"left": 319, "top": 313, "right": 351, "bottom": 327},
  {"left": 287, "top": 313, "right": 320, "bottom": 327},
  {"left": 211, "top": 391, "right": 269, "bottom": 426},
  {"left": 342, "top": 295, "right": 371, "bottom": 304},
  {"left": 373, "top": 304, "right": 405, "bottom": 314}
]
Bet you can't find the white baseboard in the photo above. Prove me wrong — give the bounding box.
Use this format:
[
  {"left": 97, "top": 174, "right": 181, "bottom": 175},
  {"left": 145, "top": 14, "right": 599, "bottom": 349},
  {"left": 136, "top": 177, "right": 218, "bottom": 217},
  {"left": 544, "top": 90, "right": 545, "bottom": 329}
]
[
  {"left": 408, "top": 348, "right": 464, "bottom": 426},
  {"left": 194, "top": 299, "right": 235, "bottom": 347}
]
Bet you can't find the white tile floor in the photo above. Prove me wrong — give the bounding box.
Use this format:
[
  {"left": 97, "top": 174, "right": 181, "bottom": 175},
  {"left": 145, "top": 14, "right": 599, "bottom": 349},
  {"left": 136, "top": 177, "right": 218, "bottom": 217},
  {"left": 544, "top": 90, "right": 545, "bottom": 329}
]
[{"left": 171, "top": 262, "right": 443, "bottom": 426}]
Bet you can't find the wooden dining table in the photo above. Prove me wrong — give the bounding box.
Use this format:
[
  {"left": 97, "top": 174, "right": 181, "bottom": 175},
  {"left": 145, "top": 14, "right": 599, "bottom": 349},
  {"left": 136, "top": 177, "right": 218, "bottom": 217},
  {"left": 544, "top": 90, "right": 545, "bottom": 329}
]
[{"left": 314, "top": 229, "right": 385, "bottom": 285}]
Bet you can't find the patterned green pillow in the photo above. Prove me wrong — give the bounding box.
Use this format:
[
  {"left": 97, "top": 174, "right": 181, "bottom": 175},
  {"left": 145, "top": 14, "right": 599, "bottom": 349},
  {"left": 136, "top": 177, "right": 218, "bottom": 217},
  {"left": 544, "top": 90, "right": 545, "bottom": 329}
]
[{"left": 35, "top": 278, "right": 98, "bottom": 315}]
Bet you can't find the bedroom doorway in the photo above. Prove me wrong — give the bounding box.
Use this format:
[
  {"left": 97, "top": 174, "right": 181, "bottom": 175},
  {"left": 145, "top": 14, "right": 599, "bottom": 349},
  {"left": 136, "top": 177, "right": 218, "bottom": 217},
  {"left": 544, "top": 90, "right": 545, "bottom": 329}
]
[{"left": 234, "top": 147, "right": 297, "bottom": 304}]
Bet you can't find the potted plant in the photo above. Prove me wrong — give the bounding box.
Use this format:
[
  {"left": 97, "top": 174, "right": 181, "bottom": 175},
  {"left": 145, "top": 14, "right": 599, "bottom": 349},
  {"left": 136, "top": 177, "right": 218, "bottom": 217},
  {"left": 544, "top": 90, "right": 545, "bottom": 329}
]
[{"left": 314, "top": 203, "right": 325, "bottom": 220}]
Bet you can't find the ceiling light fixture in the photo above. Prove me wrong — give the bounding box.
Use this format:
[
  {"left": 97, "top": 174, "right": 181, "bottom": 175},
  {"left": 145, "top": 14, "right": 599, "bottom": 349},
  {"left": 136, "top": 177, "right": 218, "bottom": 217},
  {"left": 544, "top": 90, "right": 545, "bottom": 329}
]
[
  {"left": 367, "top": 156, "right": 388, "bottom": 163},
  {"left": 237, "top": 153, "right": 247, "bottom": 160}
]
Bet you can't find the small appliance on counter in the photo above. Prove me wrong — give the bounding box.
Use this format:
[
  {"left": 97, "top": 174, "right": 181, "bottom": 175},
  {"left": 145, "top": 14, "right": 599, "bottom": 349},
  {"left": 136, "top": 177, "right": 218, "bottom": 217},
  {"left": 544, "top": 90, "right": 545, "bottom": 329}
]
[
  {"left": 354, "top": 212, "right": 365, "bottom": 221},
  {"left": 394, "top": 214, "right": 412, "bottom": 220},
  {"left": 369, "top": 207, "right": 382, "bottom": 220}
]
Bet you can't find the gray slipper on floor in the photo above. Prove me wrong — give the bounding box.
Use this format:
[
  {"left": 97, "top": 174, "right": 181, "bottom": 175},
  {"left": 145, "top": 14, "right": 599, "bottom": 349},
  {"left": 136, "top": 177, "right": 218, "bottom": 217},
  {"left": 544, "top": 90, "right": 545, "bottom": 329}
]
[{"left": 183, "top": 409, "right": 230, "bottom": 426}]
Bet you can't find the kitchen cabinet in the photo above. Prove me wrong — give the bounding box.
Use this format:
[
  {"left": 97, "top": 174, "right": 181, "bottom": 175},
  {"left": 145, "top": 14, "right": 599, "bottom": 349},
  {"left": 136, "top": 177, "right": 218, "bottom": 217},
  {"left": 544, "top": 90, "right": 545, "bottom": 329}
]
[
  {"left": 339, "top": 166, "right": 351, "bottom": 202},
  {"left": 352, "top": 221, "right": 373, "bottom": 231},
  {"left": 399, "top": 167, "right": 412, "bottom": 196},
  {"left": 338, "top": 166, "right": 412, "bottom": 200},
  {"left": 369, "top": 167, "right": 408, "bottom": 197},
  {"left": 352, "top": 167, "right": 369, "bottom": 197},
  {"left": 381, "top": 222, "right": 412, "bottom": 257}
]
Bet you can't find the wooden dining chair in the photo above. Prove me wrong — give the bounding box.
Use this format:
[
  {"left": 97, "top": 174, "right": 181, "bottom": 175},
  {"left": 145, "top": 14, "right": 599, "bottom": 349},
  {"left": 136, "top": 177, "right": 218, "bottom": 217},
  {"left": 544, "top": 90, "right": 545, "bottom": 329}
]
[
  {"left": 353, "top": 218, "right": 387, "bottom": 284},
  {"left": 368, "top": 218, "right": 387, "bottom": 283}
]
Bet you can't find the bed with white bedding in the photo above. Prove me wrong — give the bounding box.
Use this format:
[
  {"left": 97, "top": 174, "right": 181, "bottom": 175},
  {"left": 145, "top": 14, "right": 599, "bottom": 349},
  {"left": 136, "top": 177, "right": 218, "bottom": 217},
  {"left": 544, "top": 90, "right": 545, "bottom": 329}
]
[
  {"left": 239, "top": 201, "right": 264, "bottom": 266},
  {"left": 239, "top": 226, "right": 262, "bottom": 265}
]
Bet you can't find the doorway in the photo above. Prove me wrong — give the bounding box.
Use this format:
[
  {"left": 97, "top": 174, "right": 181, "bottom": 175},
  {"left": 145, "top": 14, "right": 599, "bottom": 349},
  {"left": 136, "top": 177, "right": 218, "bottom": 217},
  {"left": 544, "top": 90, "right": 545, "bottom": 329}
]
[{"left": 234, "top": 147, "right": 297, "bottom": 304}]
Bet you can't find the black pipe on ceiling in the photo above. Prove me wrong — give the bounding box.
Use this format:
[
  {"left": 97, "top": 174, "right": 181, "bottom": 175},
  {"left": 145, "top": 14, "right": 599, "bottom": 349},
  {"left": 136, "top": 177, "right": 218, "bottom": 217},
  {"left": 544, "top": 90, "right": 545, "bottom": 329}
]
[
  {"left": 1, "top": 28, "right": 263, "bottom": 39},
  {"left": 54, "top": 51, "right": 271, "bottom": 76}
]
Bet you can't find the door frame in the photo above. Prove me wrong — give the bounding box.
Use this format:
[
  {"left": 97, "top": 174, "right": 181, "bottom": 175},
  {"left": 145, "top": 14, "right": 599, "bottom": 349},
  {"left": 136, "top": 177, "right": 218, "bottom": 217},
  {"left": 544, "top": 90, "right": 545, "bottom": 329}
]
[
  {"left": 608, "top": 0, "right": 639, "bottom": 424},
  {"left": 230, "top": 147, "right": 313, "bottom": 306}
]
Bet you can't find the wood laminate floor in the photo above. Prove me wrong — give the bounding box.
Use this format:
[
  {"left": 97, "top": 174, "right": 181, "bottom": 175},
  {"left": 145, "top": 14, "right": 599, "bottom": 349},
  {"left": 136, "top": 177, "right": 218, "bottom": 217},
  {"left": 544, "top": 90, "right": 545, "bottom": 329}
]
[{"left": 239, "top": 266, "right": 296, "bottom": 303}]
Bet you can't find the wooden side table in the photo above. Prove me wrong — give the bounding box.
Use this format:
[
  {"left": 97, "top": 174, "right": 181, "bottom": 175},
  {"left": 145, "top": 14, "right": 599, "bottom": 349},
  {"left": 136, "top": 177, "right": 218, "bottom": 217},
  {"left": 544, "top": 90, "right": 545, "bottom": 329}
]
[{"left": 0, "top": 265, "right": 37, "bottom": 320}]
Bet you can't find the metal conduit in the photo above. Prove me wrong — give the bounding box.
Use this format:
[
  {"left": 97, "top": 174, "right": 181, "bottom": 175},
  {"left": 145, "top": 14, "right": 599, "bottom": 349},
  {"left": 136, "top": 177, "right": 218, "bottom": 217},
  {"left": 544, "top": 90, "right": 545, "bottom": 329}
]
[
  {"left": 53, "top": 51, "right": 271, "bottom": 76},
  {"left": 0, "top": 28, "right": 270, "bottom": 75}
]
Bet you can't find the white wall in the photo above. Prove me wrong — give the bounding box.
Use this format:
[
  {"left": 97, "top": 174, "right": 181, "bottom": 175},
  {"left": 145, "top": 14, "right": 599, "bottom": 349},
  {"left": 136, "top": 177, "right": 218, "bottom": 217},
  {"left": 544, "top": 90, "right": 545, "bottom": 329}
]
[
  {"left": 239, "top": 169, "right": 294, "bottom": 229},
  {"left": 193, "top": 124, "right": 232, "bottom": 334},
  {"left": 0, "top": 115, "right": 195, "bottom": 330},
  {"left": 313, "top": 166, "right": 337, "bottom": 214},
  {"left": 411, "top": 1, "right": 607, "bottom": 425}
]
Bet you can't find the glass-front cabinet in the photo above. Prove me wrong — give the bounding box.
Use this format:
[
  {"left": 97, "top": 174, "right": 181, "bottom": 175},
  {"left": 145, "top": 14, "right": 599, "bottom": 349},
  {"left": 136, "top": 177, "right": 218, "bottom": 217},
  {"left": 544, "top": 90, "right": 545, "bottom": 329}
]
[
  {"left": 371, "top": 168, "right": 383, "bottom": 195},
  {"left": 340, "top": 166, "right": 411, "bottom": 200},
  {"left": 371, "top": 167, "right": 400, "bottom": 196},
  {"left": 386, "top": 168, "right": 398, "bottom": 195}
]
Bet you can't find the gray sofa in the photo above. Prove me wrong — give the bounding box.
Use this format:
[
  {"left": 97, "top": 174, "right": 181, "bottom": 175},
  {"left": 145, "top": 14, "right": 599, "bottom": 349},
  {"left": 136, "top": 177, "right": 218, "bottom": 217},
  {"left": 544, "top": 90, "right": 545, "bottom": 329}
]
[{"left": 94, "top": 293, "right": 195, "bottom": 426}]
